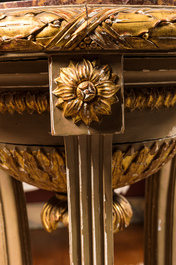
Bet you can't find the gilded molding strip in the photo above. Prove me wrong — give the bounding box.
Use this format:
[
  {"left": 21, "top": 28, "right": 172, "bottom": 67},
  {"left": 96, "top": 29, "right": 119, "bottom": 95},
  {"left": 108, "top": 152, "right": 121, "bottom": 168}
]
[
  {"left": 0, "top": 140, "right": 175, "bottom": 192},
  {"left": 1, "top": 87, "right": 176, "bottom": 115},
  {"left": 125, "top": 88, "right": 176, "bottom": 111},
  {"left": 1, "top": 7, "right": 176, "bottom": 51},
  {"left": 0, "top": 92, "right": 49, "bottom": 114}
]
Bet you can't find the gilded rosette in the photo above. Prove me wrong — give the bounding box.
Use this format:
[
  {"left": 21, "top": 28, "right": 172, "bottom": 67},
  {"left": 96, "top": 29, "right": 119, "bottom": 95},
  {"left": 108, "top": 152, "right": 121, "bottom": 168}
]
[{"left": 53, "top": 59, "right": 119, "bottom": 125}]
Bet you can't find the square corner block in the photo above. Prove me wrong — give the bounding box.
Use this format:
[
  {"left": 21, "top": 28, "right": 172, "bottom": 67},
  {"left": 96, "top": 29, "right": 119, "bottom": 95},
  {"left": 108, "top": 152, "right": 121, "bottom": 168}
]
[{"left": 49, "top": 54, "right": 124, "bottom": 136}]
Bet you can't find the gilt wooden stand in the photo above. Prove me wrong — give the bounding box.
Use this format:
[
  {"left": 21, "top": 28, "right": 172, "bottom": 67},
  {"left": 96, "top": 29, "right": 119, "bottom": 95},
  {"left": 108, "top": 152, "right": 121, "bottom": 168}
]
[{"left": 0, "top": 0, "right": 176, "bottom": 264}]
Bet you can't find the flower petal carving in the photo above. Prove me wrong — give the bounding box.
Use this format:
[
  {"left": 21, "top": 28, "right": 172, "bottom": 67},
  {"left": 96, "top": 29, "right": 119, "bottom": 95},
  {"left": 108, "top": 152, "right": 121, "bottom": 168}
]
[
  {"left": 96, "top": 81, "right": 119, "bottom": 98},
  {"left": 53, "top": 59, "right": 120, "bottom": 125},
  {"left": 59, "top": 67, "right": 78, "bottom": 86},
  {"left": 92, "top": 98, "right": 112, "bottom": 116},
  {"left": 79, "top": 103, "right": 100, "bottom": 125},
  {"left": 53, "top": 84, "right": 75, "bottom": 100},
  {"left": 76, "top": 59, "right": 94, "bottom": 81},
  {"left": 63, "top": 99, "right": 83, "bottom": 117},
  {"left": 91, "top": 64, "right": 111, "bottom": 84}
]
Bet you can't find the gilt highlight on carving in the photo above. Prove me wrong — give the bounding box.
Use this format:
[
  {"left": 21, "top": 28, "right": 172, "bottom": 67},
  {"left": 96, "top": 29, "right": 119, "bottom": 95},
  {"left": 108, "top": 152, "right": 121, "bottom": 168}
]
[
  {"left": 1, "top": 7, "right": 176, "bottom": 51},
  {"left": 53, "top": 59, "right": 119, "bottom": 125}
]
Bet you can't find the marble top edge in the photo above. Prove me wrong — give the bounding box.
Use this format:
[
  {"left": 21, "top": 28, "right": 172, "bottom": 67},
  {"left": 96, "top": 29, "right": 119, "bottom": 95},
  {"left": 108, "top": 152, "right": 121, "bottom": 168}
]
[{"left": 0, "top": 0, "right": 176, "bottom": 9}]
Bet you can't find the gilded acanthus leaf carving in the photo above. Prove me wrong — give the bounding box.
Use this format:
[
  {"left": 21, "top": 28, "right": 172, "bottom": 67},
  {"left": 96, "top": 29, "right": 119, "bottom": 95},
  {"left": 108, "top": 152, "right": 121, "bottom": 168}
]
[
  {"left": 53, "top": 59, "right": 119, "bottom": 125},
  {"left": 112, "top": 140, "right": 176, "bottom": 188},
  {"left": 0, "top": 147, "right": 66, "bottom": 192}
]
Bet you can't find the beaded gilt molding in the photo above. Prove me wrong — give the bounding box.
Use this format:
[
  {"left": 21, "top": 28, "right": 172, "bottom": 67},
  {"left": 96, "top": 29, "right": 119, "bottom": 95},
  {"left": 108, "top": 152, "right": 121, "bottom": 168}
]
[
  {"left": 0, "top": 139, "right": 175, "bottom": 192},
  {"left": 1, "top": 6, "right": 176, "bottom": 51}
]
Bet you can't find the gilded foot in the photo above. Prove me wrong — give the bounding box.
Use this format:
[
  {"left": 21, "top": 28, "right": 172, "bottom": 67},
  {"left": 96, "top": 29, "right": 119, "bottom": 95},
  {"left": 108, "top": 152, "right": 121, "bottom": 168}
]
[
  {"left": 41, "top": 193, "right": 68, "bottom": 233},
  {"left": 113, "top": 193, "right": 133, "bottom": 233}
]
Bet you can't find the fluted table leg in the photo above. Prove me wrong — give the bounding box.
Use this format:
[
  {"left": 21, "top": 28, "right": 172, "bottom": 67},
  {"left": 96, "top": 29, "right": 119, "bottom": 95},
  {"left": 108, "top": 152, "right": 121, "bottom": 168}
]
[
  {"left": 64, "top": 135, "right": 113, "bottom": 265},
  {"left": 144, "top": 156, "right": 176, "bottom": 265},
  {"left": 0, "top": 170, "right": 32, "bottom": 265}
]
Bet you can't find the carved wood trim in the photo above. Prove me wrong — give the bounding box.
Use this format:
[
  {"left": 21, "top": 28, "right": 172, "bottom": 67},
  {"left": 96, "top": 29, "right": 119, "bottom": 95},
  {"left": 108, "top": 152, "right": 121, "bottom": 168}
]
[
  {"left": 0, "top": 139, "right": 175, "bottom": 192},
  {"left": 112, "top": 140, "right": 176, "bottom": 188},
  {"left": 125, "top": 87, "right": 176, "bottom": 111},
  {"left": 0, "top": 147, "right": 66, "bottom": 192},
  {"left": 1, "top": 6, "right": 176, "bottom": 52},
  {"left": 1, "top": 87, "right": 176, "bottom": 115},
  {"left": 0, "top": 92, "right": 49, "bottom": 114},
  {"left": 53, "top": 59, "right": 119, "bottom": 125}
]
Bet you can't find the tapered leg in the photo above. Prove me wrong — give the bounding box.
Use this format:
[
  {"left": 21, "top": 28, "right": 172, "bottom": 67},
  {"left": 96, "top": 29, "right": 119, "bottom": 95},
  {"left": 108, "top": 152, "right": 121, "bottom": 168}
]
[
  {"left": 64, "top": 135, "right": 113, "bottom": 265},
  {"left": 144, "top": 157, "right": 176, "bottom": 265},
  {"left": 0, "top": 170, "right": 32, "bottom": 265}
]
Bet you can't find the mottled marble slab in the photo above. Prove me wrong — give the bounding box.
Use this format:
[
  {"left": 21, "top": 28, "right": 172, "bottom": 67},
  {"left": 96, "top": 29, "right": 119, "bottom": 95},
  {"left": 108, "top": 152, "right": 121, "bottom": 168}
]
[{"left": 0, "top": 0, "right": 176, "bottom": 9}]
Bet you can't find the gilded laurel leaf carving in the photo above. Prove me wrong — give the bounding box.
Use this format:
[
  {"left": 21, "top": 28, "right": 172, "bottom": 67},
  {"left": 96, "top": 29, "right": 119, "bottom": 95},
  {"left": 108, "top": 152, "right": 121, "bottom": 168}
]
[
  {"left": 1, "top": 7, "right": 176, "bottom": 51},
  {"left": 53, "top": 59, "right": 119, "bottom": 125}
]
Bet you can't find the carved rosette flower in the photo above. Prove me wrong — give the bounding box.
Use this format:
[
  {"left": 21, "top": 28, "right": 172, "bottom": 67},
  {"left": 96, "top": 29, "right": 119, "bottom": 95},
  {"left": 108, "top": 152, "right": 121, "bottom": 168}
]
[{"left": 53, "top": 59, "right": 119, "bottom": 125}]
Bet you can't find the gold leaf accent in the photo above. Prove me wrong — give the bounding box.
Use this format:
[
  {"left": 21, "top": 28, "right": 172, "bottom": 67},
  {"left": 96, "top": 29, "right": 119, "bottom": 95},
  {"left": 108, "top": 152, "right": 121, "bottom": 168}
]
[
  {"left": 41, "top": 193, "right": 132, "bottom": 234},
  {"left": 112, "top": 140, "right": 176, "bottom": 188},
  {"left": 41, "top": 195, "right": 68, "bottom": 233},
  {"left": 113, "top": 193, "right": 133, "bottom": 233},
  {"left": 0, "top": 92, "right": 49, "bottom": 114},
  {"left": 96, "top": 81, "right": 119, "bottom": 98},
  {"left": 2, "top": 7, "right": 176, "bottom": 51},
  {"left": 125, "top": 88, "right": 176, "bottom": 111},
  {"left": 53, "top": 59, "right": 119, "bottom": 125},
  {"left": 0, "top": 147, "right": 66, "bottom": 192},
  {"left": 0, "top": 139, "right": 175, "bottom": 193},
  {"left": 63, "top": 99, "right": 83, "bottom": 117}
]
